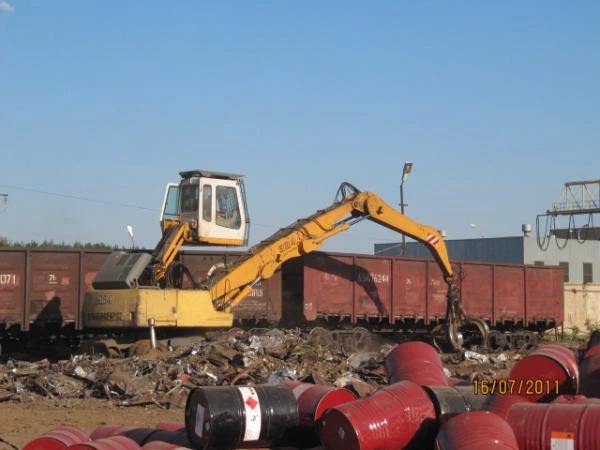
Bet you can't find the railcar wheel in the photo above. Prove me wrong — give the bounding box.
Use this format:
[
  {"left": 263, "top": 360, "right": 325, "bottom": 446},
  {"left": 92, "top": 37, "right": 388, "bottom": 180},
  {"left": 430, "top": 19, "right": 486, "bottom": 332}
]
[
  {"left": 308, "top": 326, "right": 334, "bottom": 351},
  {"left": 485, "top": 330, "right": 508, "bottom": 351}
]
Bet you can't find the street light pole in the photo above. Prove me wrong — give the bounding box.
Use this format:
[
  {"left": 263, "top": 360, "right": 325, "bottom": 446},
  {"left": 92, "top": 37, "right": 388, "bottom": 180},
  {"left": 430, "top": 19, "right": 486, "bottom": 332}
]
[
  {"left": 400, "top": 162, "right": 413, "bottom": 256},
  {"left": 400, "top": 183, "right": 406, "bottom": 254}
]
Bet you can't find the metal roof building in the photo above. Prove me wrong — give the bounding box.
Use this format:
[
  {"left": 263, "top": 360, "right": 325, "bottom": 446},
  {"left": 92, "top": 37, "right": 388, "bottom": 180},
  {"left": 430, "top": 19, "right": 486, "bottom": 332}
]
[{"left": 374, "top": 235, "right": 600, "bottom": 284}]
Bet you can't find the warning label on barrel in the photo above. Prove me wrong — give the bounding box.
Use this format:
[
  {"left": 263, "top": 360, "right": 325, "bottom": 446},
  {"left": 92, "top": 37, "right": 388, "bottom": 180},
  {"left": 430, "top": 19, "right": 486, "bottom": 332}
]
[
  {"left": 238, "top": 386, "right": 262, "bottom": 442},
  {"left": 195, "top": 405, "right": 205, "bottom": 438},
  {"left": 550, "top": 431, "right": 575, "bottom": 450}
]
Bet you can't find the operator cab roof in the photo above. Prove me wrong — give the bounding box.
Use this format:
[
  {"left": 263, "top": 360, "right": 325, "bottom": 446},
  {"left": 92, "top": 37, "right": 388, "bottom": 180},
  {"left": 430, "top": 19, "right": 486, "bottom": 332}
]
[{"left": 179, "top": 170, "right": 245, "bottom": 180}]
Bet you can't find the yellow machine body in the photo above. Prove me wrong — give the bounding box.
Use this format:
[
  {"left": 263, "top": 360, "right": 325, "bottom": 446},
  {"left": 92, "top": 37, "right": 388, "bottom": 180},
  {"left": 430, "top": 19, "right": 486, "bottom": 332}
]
[{"left": 84, "top": 288, "right": 233, "bottom": 328}]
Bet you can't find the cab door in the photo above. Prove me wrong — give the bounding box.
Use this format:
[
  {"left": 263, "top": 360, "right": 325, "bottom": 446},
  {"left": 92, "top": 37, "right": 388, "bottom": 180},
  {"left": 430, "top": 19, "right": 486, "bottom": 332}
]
[{"left": 198, "top": 178, "right": 247, "bottom": 246}]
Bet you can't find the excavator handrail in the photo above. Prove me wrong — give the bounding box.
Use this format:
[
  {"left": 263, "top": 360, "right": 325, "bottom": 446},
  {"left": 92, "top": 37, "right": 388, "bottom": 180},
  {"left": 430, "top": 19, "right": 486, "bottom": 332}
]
[{"left": 207, "top": 182, "right": 454, "bottom": 312}]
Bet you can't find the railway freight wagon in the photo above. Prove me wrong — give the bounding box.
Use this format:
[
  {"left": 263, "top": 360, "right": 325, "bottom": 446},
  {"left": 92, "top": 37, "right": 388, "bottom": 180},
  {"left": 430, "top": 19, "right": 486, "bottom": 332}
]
[
  {"left": 284, "top": 252, "right": 564, "bottom": 331},
  {"left": 0, "top": 248, "right": 563, "bottom": 336}
]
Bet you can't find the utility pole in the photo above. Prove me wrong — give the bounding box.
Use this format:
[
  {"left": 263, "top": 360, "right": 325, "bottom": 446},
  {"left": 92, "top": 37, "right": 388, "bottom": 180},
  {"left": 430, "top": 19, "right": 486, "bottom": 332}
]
[{"left": 0, "top": 194, "right": 7, "bottom": 214}]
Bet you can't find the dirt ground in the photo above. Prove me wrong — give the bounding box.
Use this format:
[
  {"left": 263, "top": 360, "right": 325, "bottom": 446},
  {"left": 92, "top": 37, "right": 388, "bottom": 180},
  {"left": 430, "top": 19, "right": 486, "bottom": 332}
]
[{"left": 0, "top": 399, "right": 182, "bottom": 449}]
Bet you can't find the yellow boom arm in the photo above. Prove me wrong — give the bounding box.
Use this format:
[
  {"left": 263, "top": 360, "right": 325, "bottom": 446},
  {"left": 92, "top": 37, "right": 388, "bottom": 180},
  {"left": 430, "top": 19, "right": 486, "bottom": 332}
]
[{"left": 209, "top": 182, "right": 453, "bottom": 312}]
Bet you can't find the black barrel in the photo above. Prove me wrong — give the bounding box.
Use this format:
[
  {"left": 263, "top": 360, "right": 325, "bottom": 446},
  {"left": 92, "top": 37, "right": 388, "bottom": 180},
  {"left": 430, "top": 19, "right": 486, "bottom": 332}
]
[
  {"left": 185, "top": 384, "right": 299, "bottom": 449},
  {"left": 424, "top": 385, "right": 492, "bottom": 417},
  {"left": 144, "top": 430, "right": 193, "bottom": 447}
]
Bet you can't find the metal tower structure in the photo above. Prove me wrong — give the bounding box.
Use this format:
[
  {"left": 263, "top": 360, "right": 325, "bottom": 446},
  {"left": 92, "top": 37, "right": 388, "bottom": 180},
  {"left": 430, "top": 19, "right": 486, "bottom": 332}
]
[{"left": 537, "top": 179, "right": 600, "bottom": 250}]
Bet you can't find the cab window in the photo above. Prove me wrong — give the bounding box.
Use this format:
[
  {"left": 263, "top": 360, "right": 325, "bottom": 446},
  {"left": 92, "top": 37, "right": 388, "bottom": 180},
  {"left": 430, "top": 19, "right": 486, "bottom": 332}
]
[
  {"left": 163, "top": 186, "right": 179, "bottom": 217},
  {"left": 181, "top": 185, "right": 199, "bottom": 212},
  {"left": 216, "top": 186, "right": 241, "bottom": 229},
  {"left": 202, "top": 185, "right": 212, "bottom": 221}
]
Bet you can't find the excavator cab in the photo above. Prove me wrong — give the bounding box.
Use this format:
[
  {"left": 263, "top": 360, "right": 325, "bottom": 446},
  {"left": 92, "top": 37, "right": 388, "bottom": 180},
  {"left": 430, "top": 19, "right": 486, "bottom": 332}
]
[
  {"left": 161, "top": 170, "right": 250, "bottom": 247},
  {"left": 91, "top": 170, "right": 249, "bottom": 291}
]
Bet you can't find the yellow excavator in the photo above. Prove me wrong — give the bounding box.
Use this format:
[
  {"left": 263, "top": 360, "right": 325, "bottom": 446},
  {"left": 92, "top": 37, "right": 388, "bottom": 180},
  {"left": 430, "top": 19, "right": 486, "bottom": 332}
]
[{"left": 83, "top": 170, "right": 488, "bottom": 351}]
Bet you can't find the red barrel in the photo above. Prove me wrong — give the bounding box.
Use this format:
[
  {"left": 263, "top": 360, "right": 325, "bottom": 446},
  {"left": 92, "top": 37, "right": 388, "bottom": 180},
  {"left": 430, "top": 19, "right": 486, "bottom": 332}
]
[
  {"left": 584, "top": 344, "right": 600, "bottom": 359},
  {"left": 435, "top": 411, "right": 519, "bottom": 450},
  {"left": 446, "top": 378, "right": 470, "bottom": 387},
  {"left": 283, "top": 381, "right": 357, "bottom": 426},
  {"left": 486, "top": 393, "right": 531, "bottom": 419},
  {"left": 155, "top": 423, "right": 185, "bottom": 432},
  {"left": 385, "top": 341, "right": 448, "bottom": 386},
  {"left": 508, "top": 344, "right": 578, "bottom": 402},
  {"left": 507, "top": 402, "right": 600, "bottom": 449},
  {"left": 89, "top": 426, "right": 125, "bottom": 441},
  {"left": 141, "top": 443, "right": 191, "bottom": 450},
  {"left": 584, "top": 330, "right": 600, "bottom": 356},
  {"left": 318, "top": 380, "right": 437, "bottom": 450},
  {"left": 67, "top": 435, "right": 141, "bottom": 449},
  {"left": 579, "top": 353, "right": 600, "bottom": 398},
  {"left": 553, "top": 394, "right": 600, "bottom": 404},
  {"left": 22, "top": 426, "right": 90, "bottom": 450}
]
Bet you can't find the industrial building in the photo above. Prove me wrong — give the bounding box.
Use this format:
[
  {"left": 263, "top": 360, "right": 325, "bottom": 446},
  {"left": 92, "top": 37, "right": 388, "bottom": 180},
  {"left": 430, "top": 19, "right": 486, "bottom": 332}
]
[
  {"left": 374, "top": 233, "right": 599, "bottom": 284},
  {"left": 377, "top": 178, "right": 600, "bottom": 285}
]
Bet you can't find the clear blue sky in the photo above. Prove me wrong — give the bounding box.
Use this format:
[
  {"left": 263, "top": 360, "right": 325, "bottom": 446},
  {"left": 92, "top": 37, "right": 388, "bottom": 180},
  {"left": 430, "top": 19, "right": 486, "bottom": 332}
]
[{"left": 1, "top": 1, "right": 599, "bottom": 254}]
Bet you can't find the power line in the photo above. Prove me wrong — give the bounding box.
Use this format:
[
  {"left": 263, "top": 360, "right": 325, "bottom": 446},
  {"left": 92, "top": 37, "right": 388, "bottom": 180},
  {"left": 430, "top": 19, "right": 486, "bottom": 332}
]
[
  {"left": 0, "top": 185, "right": 401, "bottom": 246},
  {"left": 0, "top": 184, "right": 156, "bottom": 212}
]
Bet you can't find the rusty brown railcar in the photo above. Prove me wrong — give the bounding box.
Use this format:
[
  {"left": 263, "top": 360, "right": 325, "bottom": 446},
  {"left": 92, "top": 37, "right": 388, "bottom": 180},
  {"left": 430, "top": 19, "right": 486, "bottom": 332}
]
[{"left": 294, "top": 251, "right": 563, "bottom": 330}]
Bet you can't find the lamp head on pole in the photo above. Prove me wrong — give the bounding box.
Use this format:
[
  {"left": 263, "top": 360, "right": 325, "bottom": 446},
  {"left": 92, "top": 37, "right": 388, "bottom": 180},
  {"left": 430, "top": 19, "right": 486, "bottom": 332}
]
[{"left": 402, "top": 162, "right": 413, "bottom": 184}]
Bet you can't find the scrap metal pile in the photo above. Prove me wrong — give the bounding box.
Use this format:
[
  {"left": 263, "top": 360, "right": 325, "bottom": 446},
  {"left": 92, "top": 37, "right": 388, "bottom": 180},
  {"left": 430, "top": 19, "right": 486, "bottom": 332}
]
[
  {"left": 0, "top": 328, "right": 513, "bottom": 407},
  {"left": 4, "top": 329, "right": 600, "bottom": 449}
]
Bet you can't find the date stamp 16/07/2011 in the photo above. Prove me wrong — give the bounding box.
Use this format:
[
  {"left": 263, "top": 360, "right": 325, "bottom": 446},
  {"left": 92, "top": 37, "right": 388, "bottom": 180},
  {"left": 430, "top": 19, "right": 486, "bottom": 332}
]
[{"left": 472, "top": 378, "right": 560, "bottom": 396}]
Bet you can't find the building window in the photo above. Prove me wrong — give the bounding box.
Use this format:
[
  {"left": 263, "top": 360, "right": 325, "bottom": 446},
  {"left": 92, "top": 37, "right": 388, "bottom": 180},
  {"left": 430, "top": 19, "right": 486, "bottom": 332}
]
[
  {"left": 583, "top": 263, "right": 593, "bottom": 284},
  {"left": 534, "top": 261, "right": 545, "bottom": 266},
  {"left": 559, "top": 262, "right": 569, "bottom": 283}
]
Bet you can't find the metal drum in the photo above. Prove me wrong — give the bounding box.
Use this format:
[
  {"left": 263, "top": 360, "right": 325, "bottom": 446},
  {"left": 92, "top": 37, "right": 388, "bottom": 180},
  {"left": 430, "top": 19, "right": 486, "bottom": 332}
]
[
  {"left": 185, "top": 384, "right": 299, "bottom": 449},
  {"left": 318, "top": 380, "right": 437, "bottom": 450},
  {"left": 553, "top": 394, "right": 600, "bottom": 404},
  {"left": 67, "top": 436, "right": 141, "bottom": 449},
  {"left": 141, "top": 443, "right": 191, "bottom": 450},
  {"left": 87, "top": 426, "right": 156, "bottom": 445},
  {"left": 89, "top": 426, "right": 125, "bottom": 441},
  {"left": 154, "top": 423, "right": 185, "bottom": 432},
  {"left": 435, "top": 411, "right": 519, "bottom": 450},
  {"left": 283, "top": 381, "right": 357, "bottom": 426},
  {"left": 508, "top": 344, "right": 578, "bottom": 402},
  {"left": 424, "top": 386, "right": 491, "bottom": 417},
  {"left": 584, "top": 344, "right": 600, "bottom": 359},
  {"left": 385, "top": 341, "right": 448, "bottom": 386},
  {"left": 446, "top": 378, "right": 470, "bottom": 387},
  {"left": 485, "top": 393, "right": 531, "bottom": 419},
  {"left": 579, "top": 354, "right": 600, "bottom": 398},
  {"left": 22, "top": 426, "right": 90, "bottom": 450},
  {"left": 281, "top": 381, "right": 356, "bottom": 448},
  {"left": 507, "top": 402, "right": 600, "bottom": 450},
  {"left": 144, "top": 431, "right": 193, "bottom": 447}
]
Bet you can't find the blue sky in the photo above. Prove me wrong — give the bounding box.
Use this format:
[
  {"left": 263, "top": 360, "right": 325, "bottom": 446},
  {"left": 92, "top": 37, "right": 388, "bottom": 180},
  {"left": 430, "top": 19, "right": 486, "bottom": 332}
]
[{"left": 1, "top": 1, "right": 599, "bottom": 254}]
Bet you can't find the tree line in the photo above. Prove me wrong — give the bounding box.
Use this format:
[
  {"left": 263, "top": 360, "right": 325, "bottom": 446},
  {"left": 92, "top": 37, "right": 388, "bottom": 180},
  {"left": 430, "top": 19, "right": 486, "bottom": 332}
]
[{"left": 0, "top": 237, "right": 123, "bottom": 249}]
